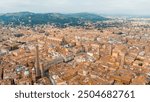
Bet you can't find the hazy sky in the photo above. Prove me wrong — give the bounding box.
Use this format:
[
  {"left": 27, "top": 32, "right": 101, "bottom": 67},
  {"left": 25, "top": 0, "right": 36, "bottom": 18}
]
[{"left": 0, "top": 0, "right": 150, "bottom": 15}]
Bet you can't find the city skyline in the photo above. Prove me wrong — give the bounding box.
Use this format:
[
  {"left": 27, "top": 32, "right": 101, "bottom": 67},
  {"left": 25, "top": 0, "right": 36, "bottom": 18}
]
[{"left": 0, "top": 0, "right": 150, "bottom": 16}]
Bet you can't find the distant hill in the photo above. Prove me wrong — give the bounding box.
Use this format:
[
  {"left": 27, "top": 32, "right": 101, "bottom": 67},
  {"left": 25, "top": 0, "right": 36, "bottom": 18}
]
[
  {"left": 67, "top": 13, "right": 107, "bottom": 21},
  {"left": 0, "top": 12, "right": 108, "bottom": 26}
]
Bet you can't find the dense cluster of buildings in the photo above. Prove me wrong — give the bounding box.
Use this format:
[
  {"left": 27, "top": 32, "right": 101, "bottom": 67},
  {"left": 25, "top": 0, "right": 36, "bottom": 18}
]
[{"left": 0, "top": 18, "right": 150, "bottom": 85}]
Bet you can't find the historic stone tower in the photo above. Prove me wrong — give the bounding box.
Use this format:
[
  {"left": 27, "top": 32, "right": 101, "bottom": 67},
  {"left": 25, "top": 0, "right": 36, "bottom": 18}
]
[{"left": 35, "top": 45, "right": 41, "bottom": 79}]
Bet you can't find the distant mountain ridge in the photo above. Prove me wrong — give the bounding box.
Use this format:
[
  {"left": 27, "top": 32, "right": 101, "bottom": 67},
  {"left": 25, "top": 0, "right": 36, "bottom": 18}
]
[{"left": 0, "top": 12, "right": 108, "bottom": 26}]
